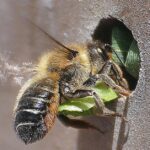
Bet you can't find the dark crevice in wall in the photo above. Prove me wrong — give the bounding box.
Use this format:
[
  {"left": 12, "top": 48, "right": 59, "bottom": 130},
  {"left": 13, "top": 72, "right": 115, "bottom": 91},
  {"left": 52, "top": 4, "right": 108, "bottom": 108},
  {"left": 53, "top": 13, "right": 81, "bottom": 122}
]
[{"left": 92, "top": 16, "right": 139, "bottom": 91}]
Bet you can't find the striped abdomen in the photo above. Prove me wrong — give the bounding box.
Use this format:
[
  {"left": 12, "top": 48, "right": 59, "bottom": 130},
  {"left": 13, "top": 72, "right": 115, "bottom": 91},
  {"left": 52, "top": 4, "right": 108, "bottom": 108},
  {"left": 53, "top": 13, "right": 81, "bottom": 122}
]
[{"left": 14, "top": 78, "right": 59, "bottom": 144}]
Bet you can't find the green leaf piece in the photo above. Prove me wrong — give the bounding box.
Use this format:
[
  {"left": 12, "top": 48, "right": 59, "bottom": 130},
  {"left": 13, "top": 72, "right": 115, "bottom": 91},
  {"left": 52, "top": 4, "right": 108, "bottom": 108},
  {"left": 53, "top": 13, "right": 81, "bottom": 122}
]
[
  {"left": 58, "top": 82, "right": 118, "bottom": 117},
  {"left": 58, "top": 98, "right": 95, "bottom": 116},
  {"left": 112, "top": 26, "right": 140, "bottom": 79},
  {"left": 125, "top": 40, "right": 140, "bottom": 79},
  {"left": 112, "top": 26, "right": 133, "bottom": 64},
  {"left": 93, "top": 82, "right": 118, "bottom": 102}
]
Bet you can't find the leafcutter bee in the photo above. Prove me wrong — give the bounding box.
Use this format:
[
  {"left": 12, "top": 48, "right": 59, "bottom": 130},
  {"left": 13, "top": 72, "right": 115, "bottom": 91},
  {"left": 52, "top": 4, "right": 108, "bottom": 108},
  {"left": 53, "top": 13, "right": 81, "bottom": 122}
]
[{"left": 13, "top": 21, "right": 130, "bottom": 144}]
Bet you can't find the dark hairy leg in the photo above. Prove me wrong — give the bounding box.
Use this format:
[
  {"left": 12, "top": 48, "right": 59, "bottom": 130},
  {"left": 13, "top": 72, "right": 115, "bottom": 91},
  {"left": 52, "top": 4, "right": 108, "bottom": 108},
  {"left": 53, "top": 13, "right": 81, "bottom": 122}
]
[
  {"left": 84, "top": 60, "right": 130, "bottom": 96},
  {"left": 62, "top": 89, "right": 105, "bottom": 112},
  {"left": 62, "top": 86, "right": 126, "bottom": 121}
]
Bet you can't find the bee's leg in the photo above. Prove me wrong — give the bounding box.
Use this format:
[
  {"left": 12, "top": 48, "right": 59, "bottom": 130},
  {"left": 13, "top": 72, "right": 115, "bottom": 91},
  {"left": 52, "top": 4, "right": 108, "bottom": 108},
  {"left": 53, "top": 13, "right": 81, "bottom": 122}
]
[
  {"left": 63, "top": 89, "right": 105, "bottom": 112},
  {"left": 96, "top": 108, "right": 128, "bottom": 122},
  {"left": 99, "top": 60, "right": 127, "bottom": 86},
  {"left": 63, "top": 88, "right": 126, "bottom": 120},
  {"left": 58, "top": 114, "right": 104, "bottom": 133},
  {"left": 97, "top": 75, "right": 130, "bottom": 96},
  {"left": 85, "top": 61, "right": 130, "bottom": 96},
  {"left": 100, "top": 43, "right": 129, "bottom": 89},
  {"left": 111, "top": 61, "right": 129, "bottom": 89},
  {"left": 62, "top": 82, "right": 127, "bottom": 120}
]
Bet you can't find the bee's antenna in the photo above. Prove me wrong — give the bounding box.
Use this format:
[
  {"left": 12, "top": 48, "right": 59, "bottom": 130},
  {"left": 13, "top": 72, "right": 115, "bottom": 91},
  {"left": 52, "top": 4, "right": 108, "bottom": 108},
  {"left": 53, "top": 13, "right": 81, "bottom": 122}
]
[
  {"left": 27, "top": 19, "right": 78, "bottom": 58},
  {"left": 111, "top": 47, "right": 125, "bottom": 66},
  {"left": 105, "top": 44, "right": 125, "bottom": 66}
]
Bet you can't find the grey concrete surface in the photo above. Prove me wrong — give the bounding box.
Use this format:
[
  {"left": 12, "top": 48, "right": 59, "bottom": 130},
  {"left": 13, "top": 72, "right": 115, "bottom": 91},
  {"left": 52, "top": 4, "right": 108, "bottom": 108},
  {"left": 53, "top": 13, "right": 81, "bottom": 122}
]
[{"left": 0, "top": 0, "right": 149, "bottom": 150}]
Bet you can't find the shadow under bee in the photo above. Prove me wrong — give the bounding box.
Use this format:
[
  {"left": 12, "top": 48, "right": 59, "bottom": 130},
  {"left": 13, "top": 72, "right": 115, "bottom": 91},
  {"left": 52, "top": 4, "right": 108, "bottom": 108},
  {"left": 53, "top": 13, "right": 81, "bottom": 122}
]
[{"left": 77, "top": 100, "right": 129, "bottom": 150}]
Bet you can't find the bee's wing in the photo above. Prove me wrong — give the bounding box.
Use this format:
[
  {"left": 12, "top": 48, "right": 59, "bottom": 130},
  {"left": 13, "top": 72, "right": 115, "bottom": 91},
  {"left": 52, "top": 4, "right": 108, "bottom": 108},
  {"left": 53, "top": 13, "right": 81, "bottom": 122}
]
[{"left": 26, "top": 18, "right": 78, "bottom": 59}]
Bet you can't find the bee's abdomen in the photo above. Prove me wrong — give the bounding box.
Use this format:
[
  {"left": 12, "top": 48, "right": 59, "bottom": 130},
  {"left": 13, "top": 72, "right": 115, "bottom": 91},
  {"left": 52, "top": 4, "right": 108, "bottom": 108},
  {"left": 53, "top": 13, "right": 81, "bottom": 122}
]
[{"left": 14, "top": 83, "right": 58, "bottom": 144}]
